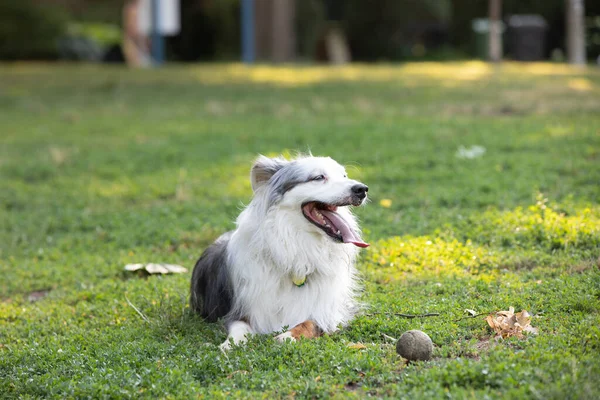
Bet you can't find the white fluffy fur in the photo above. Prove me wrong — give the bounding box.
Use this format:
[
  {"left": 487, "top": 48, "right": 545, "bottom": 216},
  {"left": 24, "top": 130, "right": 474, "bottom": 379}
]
[
  {"left": 220, "top": 320, "right": 253, "bottom": 351},
  {"left": 222, "top": 156, "right": 366, "bottom": 347}
]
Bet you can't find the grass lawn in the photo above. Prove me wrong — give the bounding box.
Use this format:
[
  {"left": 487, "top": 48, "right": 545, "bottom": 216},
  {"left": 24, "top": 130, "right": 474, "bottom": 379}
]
[{"left": 1, "top": 62, "right": 599, "bottom": 399}]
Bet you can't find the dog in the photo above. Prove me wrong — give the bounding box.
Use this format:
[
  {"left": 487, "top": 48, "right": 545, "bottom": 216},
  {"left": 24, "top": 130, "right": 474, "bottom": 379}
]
[{"left": 190, "top": 154, "right": 369, "bottom": 350}]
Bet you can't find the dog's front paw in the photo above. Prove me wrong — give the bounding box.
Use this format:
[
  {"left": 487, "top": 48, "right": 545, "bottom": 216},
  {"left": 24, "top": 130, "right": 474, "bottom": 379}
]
[{"left": 274, "top": 331, "right": 296, "bottom": 343}]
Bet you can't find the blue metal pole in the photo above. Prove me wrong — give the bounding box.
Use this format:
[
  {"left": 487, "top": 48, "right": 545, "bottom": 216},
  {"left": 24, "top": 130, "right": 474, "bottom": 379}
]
[
  {"left": 151, "top": 0, "right": 165, "bottom": 65},
  {"left": 241, "top": 0, "right": 255, "bottom": 63}
]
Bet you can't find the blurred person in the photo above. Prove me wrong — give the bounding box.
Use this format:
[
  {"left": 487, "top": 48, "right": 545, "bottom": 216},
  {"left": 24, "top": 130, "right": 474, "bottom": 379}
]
[{"left": 122, "top": 0, "right": 151, "bottom": 67}]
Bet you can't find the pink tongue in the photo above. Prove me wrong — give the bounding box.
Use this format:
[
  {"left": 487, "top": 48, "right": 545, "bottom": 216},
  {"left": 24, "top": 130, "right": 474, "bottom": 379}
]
[{"left": 320, "top": 210, "right": 369, "bottom": 248}]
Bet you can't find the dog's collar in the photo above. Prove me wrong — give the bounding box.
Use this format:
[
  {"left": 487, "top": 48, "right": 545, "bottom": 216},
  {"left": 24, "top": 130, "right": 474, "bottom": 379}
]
[{"left": 292, "top": 274, "right": 307, "bottom": 287}]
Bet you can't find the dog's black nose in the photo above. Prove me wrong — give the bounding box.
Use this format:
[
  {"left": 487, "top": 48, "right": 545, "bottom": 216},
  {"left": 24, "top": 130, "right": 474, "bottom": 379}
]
[{"left": 351, "top": 184, "right": 368, "bottom": 198}]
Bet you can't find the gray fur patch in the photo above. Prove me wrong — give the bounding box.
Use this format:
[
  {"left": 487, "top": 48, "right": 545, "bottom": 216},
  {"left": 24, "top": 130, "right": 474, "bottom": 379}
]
[{"left": 266, "top": 160, "right": 309, "bottom": 208}]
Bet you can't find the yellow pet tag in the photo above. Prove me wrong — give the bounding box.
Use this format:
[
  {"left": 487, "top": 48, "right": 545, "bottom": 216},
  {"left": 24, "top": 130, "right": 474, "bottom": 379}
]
[{"left": 292, "top": 275, "right": 306, "bottom": 287}]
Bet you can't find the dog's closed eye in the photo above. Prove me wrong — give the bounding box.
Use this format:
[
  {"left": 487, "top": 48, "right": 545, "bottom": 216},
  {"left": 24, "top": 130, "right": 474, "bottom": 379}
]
[{"left": 311, "top": 175, "right": 326, "bottom": 181}]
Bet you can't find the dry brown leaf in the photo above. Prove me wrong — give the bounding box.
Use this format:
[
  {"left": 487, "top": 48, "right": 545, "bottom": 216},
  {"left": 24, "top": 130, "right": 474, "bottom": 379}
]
[
  {"left": 515, "top": 310, "right": 531, "bottom": 327},
  {"left": 486, "top": 307, "right": 538, "bottom": 339}
]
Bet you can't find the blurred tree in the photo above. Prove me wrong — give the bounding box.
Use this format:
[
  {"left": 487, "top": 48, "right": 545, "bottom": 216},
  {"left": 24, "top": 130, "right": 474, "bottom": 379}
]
[
  {"left": 488, "top": 0, "right": 502, "bottom": 61},
  {"left": 254, "top": 0, "right": 295, "bottom": 62},
  {"left": 566, "top": 0, "right": 586, "bottom": 64},
  {"left": 272, "top": 0, "right": 295, "bottom": 62}
]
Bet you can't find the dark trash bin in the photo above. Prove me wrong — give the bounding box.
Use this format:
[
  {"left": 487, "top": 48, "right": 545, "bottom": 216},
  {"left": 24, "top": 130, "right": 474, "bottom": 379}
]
[{"left": 507, "top": 15, "right": 547, "bottom": 61}]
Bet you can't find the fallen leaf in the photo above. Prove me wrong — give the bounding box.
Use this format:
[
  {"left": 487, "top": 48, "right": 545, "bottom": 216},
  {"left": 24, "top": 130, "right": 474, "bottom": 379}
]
[
  {"left": 465, "top": 309, "right": 477, "bottom": 316},
  {"left": 486, "top": 307, "right": 538, "bottom": 339},
  {"left": 125, "top": 263, "right": 188, "bottom": 275},
  {"left": 515, "top": 310, "right": 531, "bottom": 327}
]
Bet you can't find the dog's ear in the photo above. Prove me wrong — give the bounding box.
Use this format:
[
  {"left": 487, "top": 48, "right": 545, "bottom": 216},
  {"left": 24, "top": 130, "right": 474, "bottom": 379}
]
[{"left": 251, "top": 155, "right": 289, "bottom": 192}]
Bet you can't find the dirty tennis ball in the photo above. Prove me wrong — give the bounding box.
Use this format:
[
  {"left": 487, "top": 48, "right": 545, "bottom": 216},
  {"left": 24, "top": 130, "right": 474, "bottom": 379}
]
[{"left": 396, "top": 330, "right": 433, "bottom": 361}]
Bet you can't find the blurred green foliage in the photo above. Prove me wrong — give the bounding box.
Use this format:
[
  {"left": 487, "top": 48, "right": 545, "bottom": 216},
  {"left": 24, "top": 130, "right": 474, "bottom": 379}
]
[
  {"left": 67, "top": 22, "right": 121, "bottom": 47},
  {"left": 0, "top": 0, "right": 68, "bottom": 60}
]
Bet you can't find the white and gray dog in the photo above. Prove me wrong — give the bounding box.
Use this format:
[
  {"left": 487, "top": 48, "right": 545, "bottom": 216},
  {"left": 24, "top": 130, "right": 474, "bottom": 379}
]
[{"left": 190, "top": 154, "right": 369, "bottom": 350}]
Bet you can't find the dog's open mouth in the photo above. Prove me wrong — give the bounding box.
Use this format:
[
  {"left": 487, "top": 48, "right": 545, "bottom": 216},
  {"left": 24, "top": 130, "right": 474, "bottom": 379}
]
[{"left": 302, "top": 202, "right": 369, "bottom": 248}]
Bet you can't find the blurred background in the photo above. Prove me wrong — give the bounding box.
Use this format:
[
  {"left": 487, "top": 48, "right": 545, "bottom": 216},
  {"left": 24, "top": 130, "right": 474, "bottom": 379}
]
[{"left": 1, "top": 0, "right": 599, "bottom": 65}]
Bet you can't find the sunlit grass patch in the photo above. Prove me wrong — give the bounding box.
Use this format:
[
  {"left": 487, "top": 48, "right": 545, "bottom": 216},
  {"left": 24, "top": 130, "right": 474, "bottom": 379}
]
[
  {"left": 399, "top": 61, "right": 492, "bottom": 81},
  {"left": 184, "top": 62, "right": 599, "bottom": 88},
  {"left": 364, "top": 236, "right": 499, "bottom": 282},
  {"left": 502, "top": 62, "right": 591, "bottom": 76},
  {"left": 567, "top": 78, "right": 594, "bottom": 92},
  {"left": 456, "top": 195, "right": 600, "bottom": 254},
  {"left": 365, "top": 196, "right": 600, "bottom": 284}
]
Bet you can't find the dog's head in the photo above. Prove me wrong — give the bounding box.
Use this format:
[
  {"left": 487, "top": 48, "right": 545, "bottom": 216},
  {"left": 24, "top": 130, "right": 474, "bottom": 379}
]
[{"left": 250, "top": 155, "right": 369, "bottom": 247}]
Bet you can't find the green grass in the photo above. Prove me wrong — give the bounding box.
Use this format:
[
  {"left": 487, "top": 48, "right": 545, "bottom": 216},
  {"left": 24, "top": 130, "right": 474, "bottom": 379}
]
[{"left": 1, "top": 62, "right": 599, "bottom": 399}]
